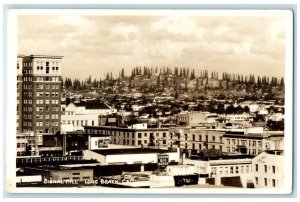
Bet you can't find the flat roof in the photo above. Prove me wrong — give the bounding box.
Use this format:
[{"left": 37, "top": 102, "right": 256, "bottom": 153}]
[
  {"left": 84, "top": 126, "right": 169, "bottom": 132},
  {"left": 223, "top": 134, "right": 263, "bottom": 139},
  {"left": 30, "top": 55, "right": 63, "bottom": 59},
  {"left": 90, "top": 148, "right": 176, "bottom": 156}
]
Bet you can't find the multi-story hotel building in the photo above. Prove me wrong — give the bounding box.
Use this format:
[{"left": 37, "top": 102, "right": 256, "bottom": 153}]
[
  {"left": 84, "top": 124, "right": 169, "bottom": 148},
  {"left": 221, "top": 128, "right": 284, "bottom": 155},
  {"left": 17, "top": 55, "right": 24, "bottom": 133},
  {"left": 168, "top": 127, "right": 225, "bottom": 154},
  {"left": 17, "top": 55, "right": 63, "bottom": 135}
]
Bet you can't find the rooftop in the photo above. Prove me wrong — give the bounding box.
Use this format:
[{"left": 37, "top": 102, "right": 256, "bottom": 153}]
[
  {"left": 74, "top": 101, "right": 110, "bottom": 110},
  {"left": 30, "top": 55, "right": 64, "bottom": 59},
  {"left": 90, "top": 148, "right": 177, "bottom": 156}
]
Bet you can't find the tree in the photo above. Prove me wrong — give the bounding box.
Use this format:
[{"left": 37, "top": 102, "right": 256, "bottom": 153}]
[
  {"left": 195, "top": 79, "right": 199, "bottom": 91},
  {"left": 243, "top": 106, "right": 250, "bottom": 113},
  {"left": 190, "top": 69, "right": 195, "bottom": 80},
  {"left": 121, "top": 68, "right": 125, "bottom": 77},
  {"left": 216, "top": 103, "right": 225, "bottom": 114},
  {"left": 225, "top": 104, "right": 235, "bottom": 114}
]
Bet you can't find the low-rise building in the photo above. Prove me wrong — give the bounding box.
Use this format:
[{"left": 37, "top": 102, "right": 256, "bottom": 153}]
[
  {"left": 64, "top": 101, "right": 116, "bottom": 115},
  {"left": 222, "top": 128, "right": 284, "bottom": 155},
  {"left": 177, "top": 111, "right": 218, "bottom": 126},
  {"left": 83, "top": 148, "right": 180, "bottom": 167},
  {"left": 184, "top": 156, "right": 253, "bottom": 188},
  {"left": 252, "top": 150, "right": 284, "bottom": 188},
  {"left": 62, "top": 101, "right": 116, "bottom": 131},
  {"left": 61, "top": 114, "right": 99, "bottom": 131},
  {"left": 84, "top": 125, "right": 169, "bottom": 148},
  {"left": 168, "top": 127, "right": 225, "bottom": 156},
  {"left": 23, "top": 166, "right": 94, "bottom": 184}
]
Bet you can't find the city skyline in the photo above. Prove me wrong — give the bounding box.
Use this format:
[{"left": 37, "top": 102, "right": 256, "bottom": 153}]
[
  {"left": 10, "top": 9, "right": 293, "bottom": 192},
  {"left": 17, "top": 11, "right": 286, "bottom": 79}
]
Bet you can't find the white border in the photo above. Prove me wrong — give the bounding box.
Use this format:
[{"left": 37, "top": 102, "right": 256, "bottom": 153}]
[{"left": 5, "top": 9, "right": 294, "bottom": 194}]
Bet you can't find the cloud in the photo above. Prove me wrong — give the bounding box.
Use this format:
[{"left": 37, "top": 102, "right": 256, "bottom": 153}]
[{"left": 17, "top": 14, "right": 287, "bottom": 79}]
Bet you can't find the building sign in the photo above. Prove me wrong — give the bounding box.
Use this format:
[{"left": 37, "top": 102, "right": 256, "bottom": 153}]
[
  {"left": 174, "top": 174, "right": 199, "bottom": 187},
  {"left": 157, "top": 153, "right": 169, "bottom": 169},
  {"left": 107, "top": 118, "right": 117, "bottom": 123}
]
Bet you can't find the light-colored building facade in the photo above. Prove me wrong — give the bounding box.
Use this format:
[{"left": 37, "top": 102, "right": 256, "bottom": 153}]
[
  {"left": 84, "top": 125, "right": 169, "bottom": 148},
  {"left": 61, "top": 114, "right": 99, "bottom": 131},
  {"left": 252, "top": 151, "right": 284, "bottom": 188},
  {"left": 64, "top": 102, "right": 116, "bottom": 115},
  {"left": 62, "top": 102, "right": 116, "bottom": 131},
  {"left": 183, "top": 157, "right": 253, "bottom": 187},
  {"left": 222, "top": 128, "right": 284, "bottom": 155},
  {"left": 168, "top": 127, "right": 225, "bottom": 153},
  {"left": 177, "top": 111, "right": 218, "bottom": 126},
  {"left": 83, "top": 148, "right": 179, "bottom": 166}
]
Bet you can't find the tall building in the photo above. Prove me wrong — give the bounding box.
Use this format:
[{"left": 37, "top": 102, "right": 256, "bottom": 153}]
[
  {"left": 17, "top": 55, "right": 24, "bottom": 133},
  {"left": 17, "top": 55, "right": 63, "bottom": 135}
]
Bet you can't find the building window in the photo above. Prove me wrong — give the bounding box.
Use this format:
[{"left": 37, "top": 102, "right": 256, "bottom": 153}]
[
  {"left": 211, "top": 167, "right": 217, "bottom": 176},
  {"left": 236, "top": 166, "right": 239, "bottom": 174},
  {"left": 272, "top": 179, "right": 276, "bottom": 187},
  {"left": 255, "top": 164, "right": 258, "bottom": 172},
  {"left": 46, "top": 62, "right": 49, "bottom": 73},
  {"left": 264, "top": 165, "right": 267, "bottom": 173},
  {"left": 230, "top": 166, "right": 234, "bottom": 174},
  {"left": 246, "top": 166, "right": 249, "bottom": 173},
  {"left": 272, "top": 166, "right": 276, "bottom": 174},
  {"left": 224, "top": 167, "right": 228, "bottom": 175},
  {"left": 264, "top": 178, "right": 268, "bottom": 186},
  {"left": 255, "top": 177, "right": 258, "bottom": 185}
]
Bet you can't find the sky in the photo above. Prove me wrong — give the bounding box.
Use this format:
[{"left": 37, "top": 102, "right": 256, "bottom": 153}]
[{"left": 17, "top": 12, "right": 287, "bottom": 79}]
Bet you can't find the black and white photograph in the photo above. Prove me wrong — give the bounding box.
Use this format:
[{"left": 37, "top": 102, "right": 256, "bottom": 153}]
[{"left": 5, "top": 9, "right": 293, "bottom": 194}]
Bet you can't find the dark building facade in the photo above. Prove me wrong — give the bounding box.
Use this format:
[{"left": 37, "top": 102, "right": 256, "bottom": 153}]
[
  {"left": 17, "top": 55, "right": 24, "bottom": 133},
  {"left": 17, "top": 55, "right": 63, "bottom": 135}
]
